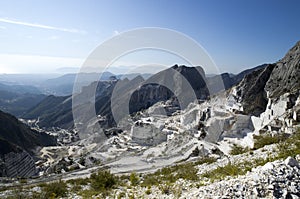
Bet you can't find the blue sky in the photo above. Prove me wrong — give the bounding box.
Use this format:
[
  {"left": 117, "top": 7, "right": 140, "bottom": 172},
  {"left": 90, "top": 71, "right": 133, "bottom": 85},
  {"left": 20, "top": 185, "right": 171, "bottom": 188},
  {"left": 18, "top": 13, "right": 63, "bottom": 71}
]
[{"left": 0, "top": 0, "right": 299, "bottom": 74}]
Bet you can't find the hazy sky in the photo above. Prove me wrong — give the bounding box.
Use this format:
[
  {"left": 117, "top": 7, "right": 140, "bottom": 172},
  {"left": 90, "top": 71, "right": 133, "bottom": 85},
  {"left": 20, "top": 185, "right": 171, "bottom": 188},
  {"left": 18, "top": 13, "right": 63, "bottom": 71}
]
[{"left": 0, "top": 0, "right": 300, "bottom": 74}]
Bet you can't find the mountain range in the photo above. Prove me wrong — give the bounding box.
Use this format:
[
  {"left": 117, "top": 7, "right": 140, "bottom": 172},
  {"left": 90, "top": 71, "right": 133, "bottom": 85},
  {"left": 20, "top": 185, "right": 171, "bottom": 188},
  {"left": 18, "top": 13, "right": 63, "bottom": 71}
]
[
  {"left": 21, "top": 63, "right": 273, "bottom": 130},
  {"left": 0, "top": 41, "right": 299, "bottom": 195}
]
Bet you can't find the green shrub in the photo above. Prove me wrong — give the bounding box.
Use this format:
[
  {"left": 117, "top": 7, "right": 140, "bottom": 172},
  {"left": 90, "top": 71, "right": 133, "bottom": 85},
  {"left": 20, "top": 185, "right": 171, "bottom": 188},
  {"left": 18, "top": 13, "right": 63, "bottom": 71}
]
[
  {"left": 174, "top": 163, "right": 198, "bottom": 181},
  {"left": 141, "top": 162, "right": 199, "bottom": 187},
  {"left": 159, "top": 183, "right": 171, "bottom": 195},
  {"left": 117, "top": 192, "right": 126, "bottom": 199},
  {"left": 71, "top": 184, "right": 82, "bottom": 192},
  {"left": 142, "top": 175, "right": 159, "bottom": 187},
  {"left": 42, "top": 180, "right": 68, "bottom": 198},
  {"left": 201, "top": 130, "right": 300, "bottom": 182},
  {"left": 19, "top": 178, "right": 28, "bottom": 184},
  {"left": 78, "top": 189, "right": 99, "bottom": 199},
  {"left": 193, "top": 156, "right": 217, "bottom": 165},
  {"left": 90, "top": 170, "right": 118, "bottom": 191},
  {"left": 67, "top": 178, "right": 89, "bottom": 185},
  {"left": 145, "top": 188, "right": 151, "bottom": 195},
  {"left": 277, "top": 129, "right": 300, "bottom": 159},
  {"left": 253, "top": 133, "right": 287, "bottom": 149},
  {"left": 202, "top": 162, "right": 241, "bottom": 180},
  {"left": 129, "top": 173, "right": 139, "bottom": 186},
  {"left": 230, "top": 144, "right": 250, "bottom": 155}
]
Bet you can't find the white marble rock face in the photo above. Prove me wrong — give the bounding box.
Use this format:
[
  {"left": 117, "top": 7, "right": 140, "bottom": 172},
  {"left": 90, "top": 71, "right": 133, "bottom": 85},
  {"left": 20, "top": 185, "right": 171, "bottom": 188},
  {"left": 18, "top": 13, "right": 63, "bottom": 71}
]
[{"left": 131, "top": 120, "right": 167, "bottom": 146}]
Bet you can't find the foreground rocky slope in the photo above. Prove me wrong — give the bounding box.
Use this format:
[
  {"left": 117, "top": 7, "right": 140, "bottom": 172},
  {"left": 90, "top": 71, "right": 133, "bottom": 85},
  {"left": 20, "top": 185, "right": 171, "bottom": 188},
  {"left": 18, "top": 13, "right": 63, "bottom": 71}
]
[{"left": 188, "top": 157, "right": 300, "bottom": 198}]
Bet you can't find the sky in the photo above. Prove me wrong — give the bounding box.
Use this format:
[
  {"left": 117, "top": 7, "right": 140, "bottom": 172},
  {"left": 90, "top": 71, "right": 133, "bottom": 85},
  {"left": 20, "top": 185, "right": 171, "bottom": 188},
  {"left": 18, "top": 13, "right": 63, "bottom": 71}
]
[{"left": 0, "top": 0, "right": 300, "bottom": 74}]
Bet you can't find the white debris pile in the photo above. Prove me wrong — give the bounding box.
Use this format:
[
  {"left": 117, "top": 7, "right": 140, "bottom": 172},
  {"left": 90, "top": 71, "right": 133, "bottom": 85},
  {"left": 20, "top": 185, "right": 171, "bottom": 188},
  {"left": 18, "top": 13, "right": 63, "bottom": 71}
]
[{"left": 182, "top": 156, "right": 300, "bottom": 199}]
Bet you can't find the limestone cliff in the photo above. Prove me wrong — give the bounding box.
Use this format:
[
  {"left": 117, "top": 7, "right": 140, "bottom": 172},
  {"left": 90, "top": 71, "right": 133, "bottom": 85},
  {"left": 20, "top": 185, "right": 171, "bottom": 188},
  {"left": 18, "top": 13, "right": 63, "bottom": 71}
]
[{"left": 266, "top": 41, "right": 300, "bottom": 98}]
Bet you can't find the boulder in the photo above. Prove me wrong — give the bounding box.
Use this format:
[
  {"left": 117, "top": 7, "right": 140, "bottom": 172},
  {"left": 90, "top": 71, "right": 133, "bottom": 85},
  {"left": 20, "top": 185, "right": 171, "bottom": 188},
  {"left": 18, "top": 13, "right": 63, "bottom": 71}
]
[{"left": 285, "top": 157, "right": 299, "bottom": 168}]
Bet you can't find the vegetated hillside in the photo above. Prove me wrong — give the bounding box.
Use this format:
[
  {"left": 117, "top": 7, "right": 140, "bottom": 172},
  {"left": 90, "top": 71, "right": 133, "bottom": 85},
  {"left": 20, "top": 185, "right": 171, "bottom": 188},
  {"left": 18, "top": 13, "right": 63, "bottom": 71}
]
[
  {"left": 23, "top": 95, "right": 73, "bottom": 128},
  {"left": 0, "top": 90, "right": 46, "bottom": 117},
  {"left": 0, "top": 82, "right": 42, "bottom": 94},
  {"left": 23, "top": 65, "right": 209, "bottom": 129},
  {"left": 23, "top": 80, "right": 117, "bottom": 129},
  {"left": 0, "top": 110, "right": 56, "bottom": 154},
  {"left": 0, "top": 82, "right": 46, "bottom": 117}
]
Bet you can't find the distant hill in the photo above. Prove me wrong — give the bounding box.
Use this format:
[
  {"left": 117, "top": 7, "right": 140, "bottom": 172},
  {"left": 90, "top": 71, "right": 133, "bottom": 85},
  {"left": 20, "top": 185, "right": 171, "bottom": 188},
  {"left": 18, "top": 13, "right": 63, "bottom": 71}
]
[
  {"left": 23, "top": 95, "right": 73, "bottom": 128},
  {"left": 206, "top": 64, "right": 268, "bottom": 94},
  {"left": 0, "top": 82, "right": 42, "bottom": 94},
  {"left": 23, "top": 80, "right": 116, "bottom": 129},
  {"left": 0, "top": 74, "right": 59, "bottom": 85},
  {"left": 116, "top": 73, "right": 152, "bottom": 80},
  {"left": 40, "top": 72, "right": 115, "bottom": 96},
  {"left": 0, "top": 83, "right": 46, "bottom": 117}
]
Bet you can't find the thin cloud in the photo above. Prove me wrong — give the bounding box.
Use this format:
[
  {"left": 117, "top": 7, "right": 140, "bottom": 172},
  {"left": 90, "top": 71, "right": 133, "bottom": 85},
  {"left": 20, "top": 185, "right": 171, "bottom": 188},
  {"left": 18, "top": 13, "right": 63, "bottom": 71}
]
[
  {"left": 113, "top": 30, "right": 120, "bottom": 35},
  {"left": 0, "top": 18, "right": 86, "bottom": 34},
  {"left": 0, "top": 25, "right": 6, "bottom": 30}
]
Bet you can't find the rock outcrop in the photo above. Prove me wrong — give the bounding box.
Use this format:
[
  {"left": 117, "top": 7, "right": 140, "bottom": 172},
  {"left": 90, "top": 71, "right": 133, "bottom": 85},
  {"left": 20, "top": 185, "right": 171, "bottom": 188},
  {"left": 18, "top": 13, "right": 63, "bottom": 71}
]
[
  {"left": 233, "top": 41, "right": 300, "bottom": 116},
  {"left": 235, "top": 64, "right": 275, "bottom": 116},
  {"left": 266, "top": 41, "right": 300, "bottom": 98}
]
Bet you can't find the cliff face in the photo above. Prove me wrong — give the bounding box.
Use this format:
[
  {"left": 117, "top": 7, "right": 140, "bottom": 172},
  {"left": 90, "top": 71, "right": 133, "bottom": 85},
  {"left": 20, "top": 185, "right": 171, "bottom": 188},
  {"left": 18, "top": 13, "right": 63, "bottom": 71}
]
[
  {"left": 236, "top": 64, "right": 275, "bottom": 116},
  {"left": 265, "top": 41, "right": 300, "bottom": 98},
  {"left": 235, "top": 41, "right": 300, "bottom": 116}
]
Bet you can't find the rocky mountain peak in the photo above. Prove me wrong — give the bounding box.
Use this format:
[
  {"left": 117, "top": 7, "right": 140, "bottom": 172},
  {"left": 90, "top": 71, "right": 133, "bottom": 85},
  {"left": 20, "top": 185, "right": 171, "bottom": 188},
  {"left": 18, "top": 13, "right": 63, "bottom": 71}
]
[
  {"left": 265, "top": 41, "right": 300, "bottom": 98},
  {"left": 234, "top": 41, "right": 300, "bottom": 116}
]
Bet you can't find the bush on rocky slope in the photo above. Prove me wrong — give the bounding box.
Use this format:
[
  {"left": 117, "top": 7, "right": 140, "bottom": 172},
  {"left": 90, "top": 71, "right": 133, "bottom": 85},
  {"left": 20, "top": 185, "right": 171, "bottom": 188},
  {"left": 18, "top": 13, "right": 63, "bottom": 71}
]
[
  {"left": 277, "top": 128, "right": 300, "bottom": 159},
  {"left": 42, "top": 180, "right": 68, "bottom": 199},
  {"left": 253, "top": 133, "right": 288, "bottom": 149},
  {"left": 230, "top": 144, "right": 250, "bottom": 155}
]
